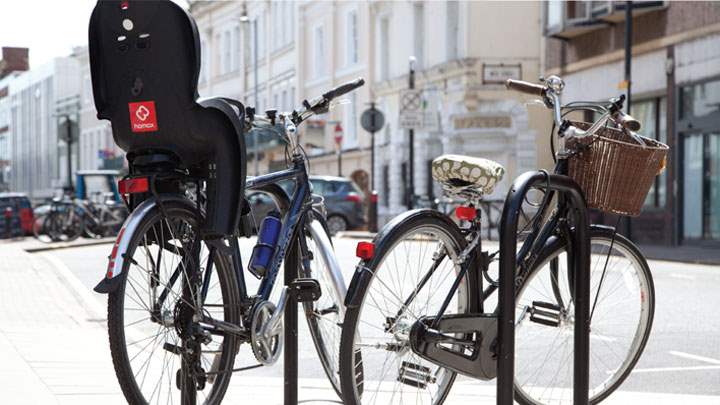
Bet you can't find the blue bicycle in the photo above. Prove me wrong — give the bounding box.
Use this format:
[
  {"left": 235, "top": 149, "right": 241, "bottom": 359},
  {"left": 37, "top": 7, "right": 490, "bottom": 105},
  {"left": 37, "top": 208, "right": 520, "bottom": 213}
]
[{"left": 95, "top": 77, "right": 364, "bottom": 404}]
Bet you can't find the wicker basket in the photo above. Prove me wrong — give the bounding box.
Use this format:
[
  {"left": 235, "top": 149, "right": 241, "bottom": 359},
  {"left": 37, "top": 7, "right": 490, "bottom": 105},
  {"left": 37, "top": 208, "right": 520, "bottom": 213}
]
[{"left": 567, "top": 121, "right": 669, "bottom": 217}]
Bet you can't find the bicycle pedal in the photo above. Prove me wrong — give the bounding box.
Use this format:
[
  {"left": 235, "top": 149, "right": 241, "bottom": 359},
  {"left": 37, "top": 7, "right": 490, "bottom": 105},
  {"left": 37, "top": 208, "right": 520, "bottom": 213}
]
[
  {"left": 163, "top": 342, "right": 182, "bottom": 355},
  {"left": 530, "top": 301, "right": 561, "bottom": 327},
  {"left": 397, "top": 361, "right": 435, "bottom": 389},
  {"left": 288, "top": 278, "right": 321, "bottom": 302}
]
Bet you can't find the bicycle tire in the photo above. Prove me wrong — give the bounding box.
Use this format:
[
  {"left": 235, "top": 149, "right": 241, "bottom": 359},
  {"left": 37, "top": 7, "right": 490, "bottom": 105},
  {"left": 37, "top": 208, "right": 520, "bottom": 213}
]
[
  {"left": 339, "top": 210, "right": 476, "bottom": 405},
  {"left": 107, "top": 200, "right": 241, "bottom": 405},
  {"left": 298, "top": 215, "right": 346, "bottom": 398},
  {"left": 513, "top": 227, "right": 655, "bottom": 405}
]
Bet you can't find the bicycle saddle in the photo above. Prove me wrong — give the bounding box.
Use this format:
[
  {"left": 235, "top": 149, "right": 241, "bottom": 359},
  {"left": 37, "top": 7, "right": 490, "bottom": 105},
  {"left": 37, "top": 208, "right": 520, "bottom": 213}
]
[
  {"left": 431, "top": 154, "right": 505, "bottom": 196},
  {"left": 88, "top": 0, "right": 246, "bottom": 238}
]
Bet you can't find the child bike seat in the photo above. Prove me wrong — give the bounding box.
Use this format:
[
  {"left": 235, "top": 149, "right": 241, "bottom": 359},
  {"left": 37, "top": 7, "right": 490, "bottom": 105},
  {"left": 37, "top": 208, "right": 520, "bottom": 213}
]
[{"left": 88, "top": 0, "right": 246, "bottom": 238}]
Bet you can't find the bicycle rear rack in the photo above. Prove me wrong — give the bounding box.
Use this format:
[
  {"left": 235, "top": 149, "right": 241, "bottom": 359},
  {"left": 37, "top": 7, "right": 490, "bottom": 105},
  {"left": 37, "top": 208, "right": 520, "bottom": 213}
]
[{"left": 497, "top": 170, "right": 591, "bottom": 405}]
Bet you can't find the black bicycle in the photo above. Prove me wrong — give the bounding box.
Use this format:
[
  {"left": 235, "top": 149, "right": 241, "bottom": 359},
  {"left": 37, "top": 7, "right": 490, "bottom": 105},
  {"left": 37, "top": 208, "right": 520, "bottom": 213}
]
[{"left": 339, "top": 75, "right": 658, "bottom": 405}]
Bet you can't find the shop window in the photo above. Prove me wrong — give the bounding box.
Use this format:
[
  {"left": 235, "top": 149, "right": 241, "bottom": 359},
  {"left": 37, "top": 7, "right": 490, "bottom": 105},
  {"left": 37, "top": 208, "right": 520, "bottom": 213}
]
[{"left": 632, "top": 98, "right": 666, "bottom": 209}]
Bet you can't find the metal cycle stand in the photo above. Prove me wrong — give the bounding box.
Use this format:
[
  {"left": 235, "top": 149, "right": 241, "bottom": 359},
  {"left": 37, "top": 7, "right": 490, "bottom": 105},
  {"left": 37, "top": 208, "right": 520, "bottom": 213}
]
[
  {"left": 496, "top": 171, "right": 591, "bottom": 405},
  {"left": 284, "top": 241, "right": 299, "bottom": 405}
]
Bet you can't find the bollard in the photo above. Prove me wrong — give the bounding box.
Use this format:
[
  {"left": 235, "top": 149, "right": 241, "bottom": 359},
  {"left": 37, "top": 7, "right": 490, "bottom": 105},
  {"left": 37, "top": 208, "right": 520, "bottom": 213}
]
[{"left": 368, "top": 190, "right": 378, "bottom": 233}]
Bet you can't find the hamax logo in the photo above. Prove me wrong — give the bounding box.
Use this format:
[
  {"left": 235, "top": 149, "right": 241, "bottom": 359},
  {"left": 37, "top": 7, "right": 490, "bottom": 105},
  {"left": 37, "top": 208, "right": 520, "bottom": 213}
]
[{"left": 128, "top": 101, "right": 158, "bottom": 133}]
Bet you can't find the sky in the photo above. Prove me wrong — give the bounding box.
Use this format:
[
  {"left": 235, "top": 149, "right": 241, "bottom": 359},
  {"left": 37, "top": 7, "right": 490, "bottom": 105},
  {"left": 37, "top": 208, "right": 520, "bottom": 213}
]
[
  {"left": 0, "top": 0, "right": 96, "bottom": 68},
  {"left": 0, "top": 0, "right": 188, "bottom": 69}
]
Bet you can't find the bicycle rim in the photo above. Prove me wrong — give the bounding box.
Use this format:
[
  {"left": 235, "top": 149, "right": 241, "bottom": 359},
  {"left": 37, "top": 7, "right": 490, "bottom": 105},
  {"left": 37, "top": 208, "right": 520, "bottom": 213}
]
[
  {"left": 514, "top": 231, "right": 654, "bottom": 404},
  {"left": 108, "top": 203, "right": 239, "bottom": 405},
  {"left": 344, "top": 222, "right": 468, "bottom": 405},
  {"left": 300, "top": 218, "right": 345, "bottom": 397}
]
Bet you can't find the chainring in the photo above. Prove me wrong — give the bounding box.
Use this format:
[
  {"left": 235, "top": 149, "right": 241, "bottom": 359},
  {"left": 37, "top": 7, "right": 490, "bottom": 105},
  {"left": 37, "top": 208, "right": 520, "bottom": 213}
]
[{"left": 250, "top": 300, "right": 282, "bottom": 365}]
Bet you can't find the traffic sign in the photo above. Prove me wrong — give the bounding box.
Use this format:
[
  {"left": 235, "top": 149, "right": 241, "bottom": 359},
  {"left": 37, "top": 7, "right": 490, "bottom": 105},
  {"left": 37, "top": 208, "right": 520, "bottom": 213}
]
[
  {"left": 399, "top": 89, "right": 423, "bottom": 129},
  {"left": 361, "top": 107, "right": 385, "bottom": 133},
  {"left": 333, "top": 122, "right": 343, "bottom": 149}
]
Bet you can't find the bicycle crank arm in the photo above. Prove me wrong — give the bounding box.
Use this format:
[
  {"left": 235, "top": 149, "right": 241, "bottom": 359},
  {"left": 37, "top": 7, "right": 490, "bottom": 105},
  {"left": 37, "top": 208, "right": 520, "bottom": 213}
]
[
  {"left": 264, "top": 287, "right": 289, "bottom": 337},
  {"left": 409, "top": 313, "right": 497, "bottom": 381}
]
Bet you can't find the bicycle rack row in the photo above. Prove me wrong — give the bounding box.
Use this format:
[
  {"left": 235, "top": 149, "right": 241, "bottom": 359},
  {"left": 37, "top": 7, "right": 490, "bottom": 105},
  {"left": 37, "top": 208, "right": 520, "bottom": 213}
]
[{"left": 279, "top": 169, "right": 592, "bottom": 405}]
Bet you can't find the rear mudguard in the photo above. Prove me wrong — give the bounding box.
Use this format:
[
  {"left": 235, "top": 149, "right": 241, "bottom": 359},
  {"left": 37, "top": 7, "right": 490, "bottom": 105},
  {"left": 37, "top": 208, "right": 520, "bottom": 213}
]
[{"left": 93, "top": 195, "right": 191, "bottom": 294}]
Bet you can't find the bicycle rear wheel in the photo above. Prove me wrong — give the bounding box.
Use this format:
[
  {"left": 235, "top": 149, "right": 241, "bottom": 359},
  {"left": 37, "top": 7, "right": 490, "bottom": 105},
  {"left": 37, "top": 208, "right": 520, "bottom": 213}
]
[
  {"left": 339, "top": 211, "right": 475, "bottom": 405},
  {"left": 514, "top": 227, "right": 655, "bottom": 404},
  {"left": 107, "top": 201, "right": 240, "bottom": 405}
]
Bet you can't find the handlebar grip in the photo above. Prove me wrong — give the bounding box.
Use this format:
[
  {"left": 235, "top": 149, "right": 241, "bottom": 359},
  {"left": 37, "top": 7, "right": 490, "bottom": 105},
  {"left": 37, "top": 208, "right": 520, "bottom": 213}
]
[
  {"left": 505, "top": 79, "right": 546, "bottom": 96},
  {"left": 322, "top": 77, "right": 365, "bottom": 100},
  {"left": 617, "top": 112, "right": 641, "bottom": 132}
]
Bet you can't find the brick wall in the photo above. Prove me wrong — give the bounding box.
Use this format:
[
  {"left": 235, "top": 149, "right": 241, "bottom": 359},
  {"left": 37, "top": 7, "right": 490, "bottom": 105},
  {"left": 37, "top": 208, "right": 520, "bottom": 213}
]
[{"left": 545, "top": 2, "right": 720, "bottom": 71}]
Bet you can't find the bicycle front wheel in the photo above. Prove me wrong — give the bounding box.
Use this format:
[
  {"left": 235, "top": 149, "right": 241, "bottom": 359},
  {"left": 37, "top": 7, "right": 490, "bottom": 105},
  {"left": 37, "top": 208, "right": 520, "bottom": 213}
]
[
  {"left": 298, "top": 215, "right": 346, "bottom": 397},
  {"left": 514, "top": 227, "right": 655, "bottom": 404}
]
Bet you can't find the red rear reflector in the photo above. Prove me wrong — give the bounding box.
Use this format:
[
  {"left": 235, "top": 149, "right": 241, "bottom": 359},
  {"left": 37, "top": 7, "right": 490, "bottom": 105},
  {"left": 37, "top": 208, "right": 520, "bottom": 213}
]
[
  {"left": 107, "top": 227, "right": 126, "bottom": 278},
  {"left": 118, "top": 177, "right": 149, "bottom": 194},
  {"left": 455, "top": 206, "right": 477, "bottom": 221},
  {"left": 120, "top": 1, "right": 129, "bottom": 10},
  {"left": 356, "top": 242, "right": 375, "bottom": 260},
  {"left": 345, "top": 193, "right": 362, "bottom": 203}
]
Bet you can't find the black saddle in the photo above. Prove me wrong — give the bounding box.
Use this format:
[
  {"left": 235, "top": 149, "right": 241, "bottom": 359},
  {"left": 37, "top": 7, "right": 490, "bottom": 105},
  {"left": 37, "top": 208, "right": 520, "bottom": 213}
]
[{"left": 88, "top": 0, "right": 246, "bottom": 238}]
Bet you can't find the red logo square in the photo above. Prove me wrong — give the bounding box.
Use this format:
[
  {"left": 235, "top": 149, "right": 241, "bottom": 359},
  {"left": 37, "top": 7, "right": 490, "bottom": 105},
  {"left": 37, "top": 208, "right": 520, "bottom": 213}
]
[{"left": 128, "top": 101, "right": 159, "bottom": 133}]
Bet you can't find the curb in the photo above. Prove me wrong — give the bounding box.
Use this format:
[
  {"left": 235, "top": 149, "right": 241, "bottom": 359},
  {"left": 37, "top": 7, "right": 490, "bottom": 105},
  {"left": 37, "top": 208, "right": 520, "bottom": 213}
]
[{"left": 23, "top": 237, "right": 115, "bottom": 253}]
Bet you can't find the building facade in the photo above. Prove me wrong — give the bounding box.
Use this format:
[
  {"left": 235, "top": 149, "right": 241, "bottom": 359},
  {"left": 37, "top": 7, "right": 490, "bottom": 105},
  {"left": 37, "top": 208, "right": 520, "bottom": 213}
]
[
  {"left": 190, "top": 1, "right": 548, "bottom": 225},
  {"left": 76, "top": 46, "right": 122, "bottom": 172},
  {"left": 369, "top": 1, "right": 548, "bottom": 222},
  {"left": 7, "top": 56, "right": 80, "bottom": 199},
  {"left": 190, "top": 0, "right": 373, "bottom": 190},
  {"left": 544, "top": 1, "right": 720, "bottom": 246},
  {"left": 0, "top": 47, "right": 29, "bottom": 192}
]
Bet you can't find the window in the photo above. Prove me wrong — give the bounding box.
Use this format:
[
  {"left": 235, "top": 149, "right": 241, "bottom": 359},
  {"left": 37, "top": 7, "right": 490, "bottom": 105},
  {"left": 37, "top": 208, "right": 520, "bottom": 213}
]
[
  {"left": 199, "top": 40, "right": 209, "bottom": 82},
  {"left": 233, "top": 25, "right": 241, "bottom": 71},
  {"left": 313, "top": 25, "right": 325, "bottom": 78},
  {"left": 632, "top": 98, "right": 667, "bottom": 209},
  {"left": 379, "top": 17, "right": 390, "bottom": 80},
  {"left": 222, "top": 30, "right": 232, "bottom": 74},
  {"left": 281, "top": 89, "right": 288, "bottom": 111},
  {"left": 343, "top": 92, "right": 358, "bottom": 148},
  {"left": 346, "top": 10, "right": 359, "bottom": 66},
  {"left": 413, "top": 3, "right": 424, "bottom": 69},
  {"left": 446, "top": 1, "right": 459, "bottom": 61}
]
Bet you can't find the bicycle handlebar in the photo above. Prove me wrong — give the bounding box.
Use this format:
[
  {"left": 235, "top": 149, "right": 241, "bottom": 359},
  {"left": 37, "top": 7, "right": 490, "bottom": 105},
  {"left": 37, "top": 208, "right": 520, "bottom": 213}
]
[
  {"left": 505, "top": 79, "right": 546, "bottom": 96},
  {"left": 322, "top": 77, "right": 365, "bottom": 101}
]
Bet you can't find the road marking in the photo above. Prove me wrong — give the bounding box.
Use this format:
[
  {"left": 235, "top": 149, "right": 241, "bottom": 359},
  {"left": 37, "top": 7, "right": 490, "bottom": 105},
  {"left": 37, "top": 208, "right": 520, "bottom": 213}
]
[
  {"left": 630, "top": 365, "right": 720, "bottom": 373},
  {"left": 669, "top": 351, "right": 720, "bottom": 365}
]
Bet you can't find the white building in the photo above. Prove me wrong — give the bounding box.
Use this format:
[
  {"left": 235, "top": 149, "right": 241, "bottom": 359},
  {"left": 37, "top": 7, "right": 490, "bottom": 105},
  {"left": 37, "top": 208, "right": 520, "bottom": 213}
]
[
  {"left": 367, "top": 1, "right": 548, "bottom": 222},
  {"left": 191, "top": 1, "right": 548, "bottom": 225},
  {"left": 76, "top": 46, "right": 121, "bottom": 172},
  {"left": 7, "top": 57, "right": 80, "bottom": 199},
  {"left": 190, "top": 0, "right": 373, "bottom": 187}
]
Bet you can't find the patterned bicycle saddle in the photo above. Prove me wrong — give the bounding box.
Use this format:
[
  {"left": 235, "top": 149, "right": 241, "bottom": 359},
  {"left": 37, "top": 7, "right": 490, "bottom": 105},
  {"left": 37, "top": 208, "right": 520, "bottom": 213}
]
[{"left": 431, "top": 154, "right": 506, "bottom": 196}]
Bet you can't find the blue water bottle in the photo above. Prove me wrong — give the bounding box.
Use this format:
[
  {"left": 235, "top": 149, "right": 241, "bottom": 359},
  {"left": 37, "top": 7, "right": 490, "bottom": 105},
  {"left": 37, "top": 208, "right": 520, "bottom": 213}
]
[{"left": 248, "top": 211, "right": 282, "bottom": 278}]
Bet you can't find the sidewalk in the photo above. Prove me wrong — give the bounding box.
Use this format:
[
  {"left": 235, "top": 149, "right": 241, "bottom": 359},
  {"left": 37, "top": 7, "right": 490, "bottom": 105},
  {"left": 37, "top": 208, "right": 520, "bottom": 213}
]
[
  {"left": 1, "top": 243, "right": 718, "bottom": 404},
  {"left": 0, "top": 245, "right": 122, "bottom": 404}
]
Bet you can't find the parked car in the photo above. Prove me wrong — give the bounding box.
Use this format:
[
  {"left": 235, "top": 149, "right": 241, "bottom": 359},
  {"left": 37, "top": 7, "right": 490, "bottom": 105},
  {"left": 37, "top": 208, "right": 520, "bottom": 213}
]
[
  {"left": 0, "top": 192, "right": 34, "bottom": 237},
  {"left": 246, "top": 175, "right": 366, "bottom": 235}
]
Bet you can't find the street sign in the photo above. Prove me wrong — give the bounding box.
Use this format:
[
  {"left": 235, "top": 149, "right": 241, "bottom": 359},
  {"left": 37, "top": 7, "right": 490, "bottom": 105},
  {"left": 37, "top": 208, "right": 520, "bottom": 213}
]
[
  {"left": 399, "top": 89, "right": 423, "bottom": 129},
  {"left": 361, "top": 107, "right": 385, "bottom": 133},
  {"left": 333, "top": 122, "right": 343, "bottom": 150},
  {"left": 399, "top": 89, "right": 440, "bottom": 131}
]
